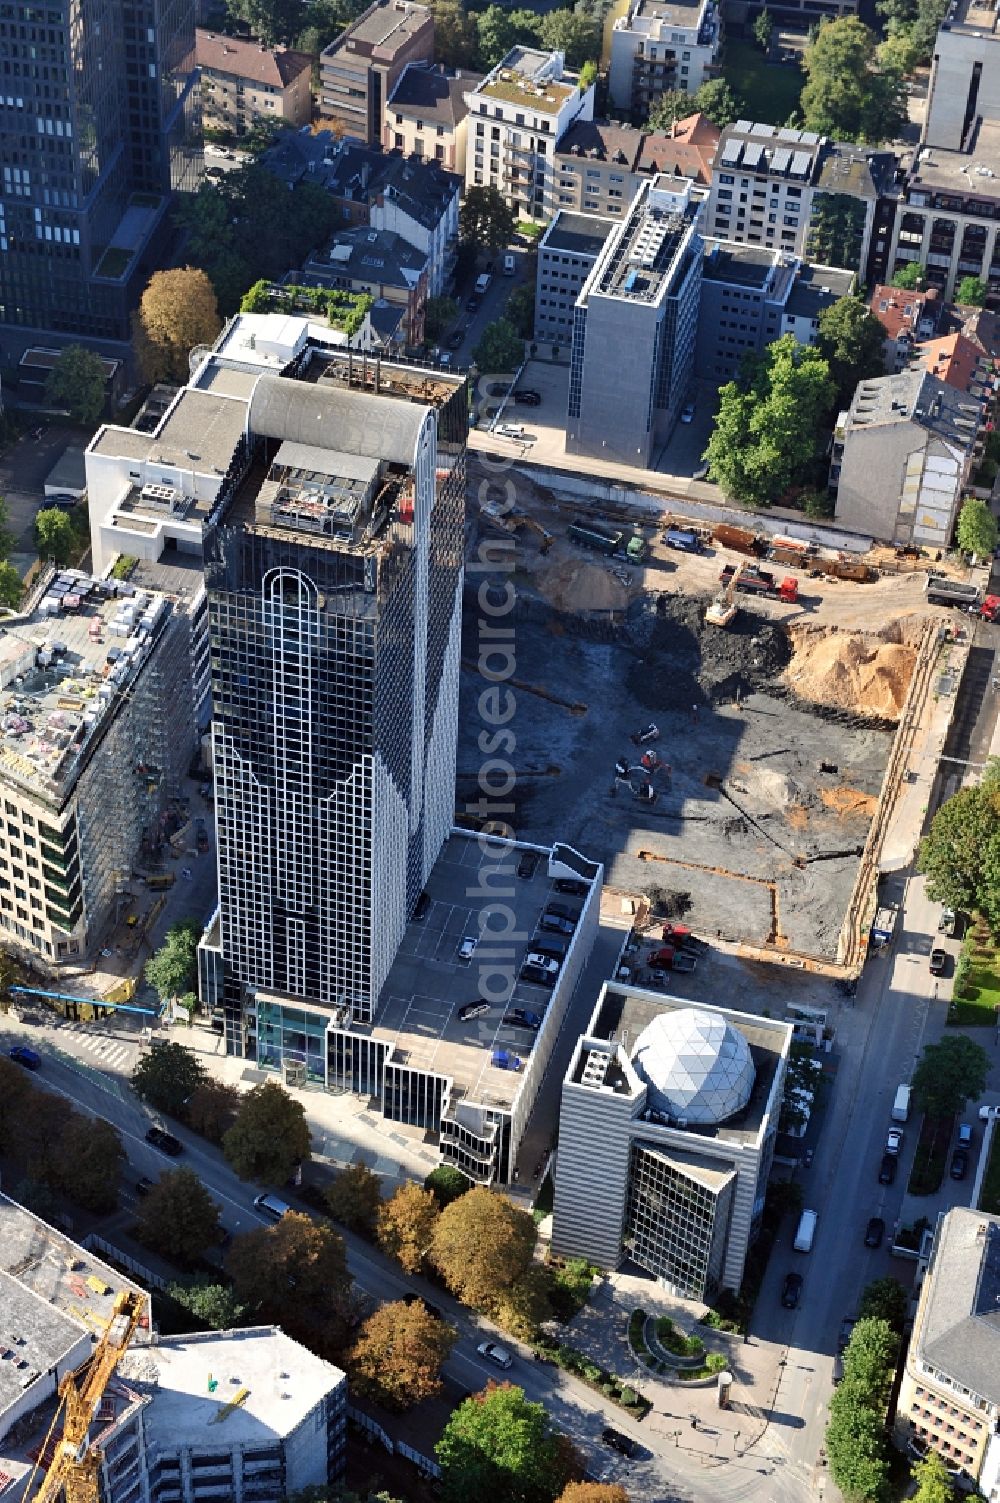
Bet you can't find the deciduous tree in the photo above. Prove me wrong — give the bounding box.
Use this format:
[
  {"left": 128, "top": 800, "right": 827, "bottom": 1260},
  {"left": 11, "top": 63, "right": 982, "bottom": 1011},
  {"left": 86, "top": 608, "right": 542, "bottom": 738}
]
[
  {"left": 137, "top": 1167, "right": 222, "bottom": 1265},
  {"left": 425, "top": 295, "right": 460, "bottom": 340},
  {"left": 45, "top": 345, "right": 107, "bottom": 426},
  {"left": 223, "top": 1080, "right": 311, "bottom": 1183},
  {"left": 505, "top": 284, "right": 535, "bottom": 339},
  {"left": 815, "top": 295, "right": 887, "bottom": 406},
  {"left": 425, "top": 0, "right": 478, "bottom": 68},
  {"left": 227, "top": 1211, "right": 350, "bottom": 1350},
  {"left": 918, "top": 760, "right": 1000, "bottom": 928},
  {"left": 226, "top": 0, "right": 305, "bottom": 46},
  {"left": 34, "top": 508, "right": 75, "bottom": 566},
  {"left": 801, "top": 17, "right": 905, "bottom": 143},
  {"left": 424, "top": 1164, "right": 471, "bottom": 1208},
  {"left": 0, "top": 563, "right": 23, "bottom": 609},
  {"left": 911, "top": 1448, "right": 953, "bottom": 1503},
  {"left": 857, "top": 1276, "right": 908, "bottom": 1332},
  {"left": 646, "top": 89, "right": 698, "bottom": 131},
  {"left": 430, "top": 1186, "right": 536, "bottom": 1310},
  {"left": 956, "top": 496, "right": 998, "bottom": 558},
  {"left": 557, "top": 1486, "right": 630, "bottom": 1503},
  {"left": 475, "top": 5, "right": 541, "bottom": 68},
  {"left": 377, "top": 1181, "right": 440, "bottom": 1273},
  {"left": 473, "top": 318, "right": 524, "bottom": 374},
  {"left": 133, "top": 1041, "right": 207, "bottom": 1118},
  {"left": 185, "top": 1078, "right": 240, "bottom": 1144},
  {"left": 692, "top": 78, "right": 744, "bottom": 128},
  {"left": 325, "top": 1162, "right": 382, "bottom": 1234},
  {"left": 167, "top": 1277, "right": 248, "bottom": 1330},
  {"left": 135, "top": 267, "right": 222, "bottom": 382},
  {"left": 348, "top": 1299, "right": 457, "bottom": 1409},
  {"left": 145, "top": 920, "right": 200, "bottom": 1004},
  {"left": 753, "top": 8, "right": 773, "bottom": 51},
  {"left": 0, "top": 1056, "right": 32, "bottom": 1152},
  {"left": 57, "top": 1113, "right": 125, "bottom": 1213},
  {"left": 538, "top": 9, "right": 599, "bottom": 68},
  {"left": 892, "top": 261, "right": 926, "bottom": 289},
  {"left": 956, "top": 275, "right": 988, "bottom": 307},
  {"left": 437, "top": 1384, "right": 579, "bottom": 1503},
  {"left": 912, "top": 1034, "right": 990, "bottom": 1119},
  {"left": 460, "top": 186, "right": 516, "bottom": 252}
]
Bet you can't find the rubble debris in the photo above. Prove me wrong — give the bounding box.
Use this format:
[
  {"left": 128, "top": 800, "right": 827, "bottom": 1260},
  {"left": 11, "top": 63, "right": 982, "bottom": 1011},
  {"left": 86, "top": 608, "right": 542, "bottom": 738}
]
[{"left": 627, "top": 594, "right": 792, "bottom": 707}]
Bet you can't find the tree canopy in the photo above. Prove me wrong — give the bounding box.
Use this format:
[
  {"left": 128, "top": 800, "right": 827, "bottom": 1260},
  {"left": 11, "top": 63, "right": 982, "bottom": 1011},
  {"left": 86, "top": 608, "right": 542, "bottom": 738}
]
[
  {"left": 325, "top": 1162, "right": 383, "bottom": 1233},
  {"left": 537, "top": 9, "right": 599, "bottom": 67},
  {"left": 910, "top": 1449, "right": 953, "bottom": 1503},
  {"left": 815, "top": 295, "right": 887, "bottom": 407},
  {"left": 44, "top": 345, "right": 106, "bottom": 426},
  {"left": 34, "top": 509, "right": 75, "bottom": 566},
  {"left": 460, "top": 186, "right": 516, "bottom": 253},
  {"left": 137, "top": 1167, "right": 222, "bottom": 1265},
  {"left": 223, "top": 1080, "right": 311, "bottom": 1183},
  {"left": 912, "top": 1034, "right": 990, "bottom": 1119},
  {"left": 348, "top": 1299, "right": 457, "bottom": 1410},
  {"left": 135, "top": 267, "right": 222, "bottom": 381},
  {"left": 956, "top": 496, "right": 998, "bottom": 558},
  {"left": 377, "top": 1180, "right": 440, "bottom": 1273},
  {"left": 0, "top": 562, "right": 23, "bottom": 610},
  {"left": 227, "top": 1211, "right": 351, "bottom": 1352},
  {"left": 145, "top": 919, "right": 200, "bottom": 1004},
  {"left": 800, "top": 18, "right": 906, "bottom": 143},
  {"left": 225, "top": 0, "right": 305, "bottom": 46},
  {"left": 425, "top": 1164, "right": 471, "bottom": 1208},
  {"left": 917, "top": 759, "right": 1000, "bottom": 929},
  {"left": 692, "top": 78, "right": 744, "bottom": 128},
  {"left": 430, "top": 1187, "right": 536, "bottom": 1311},
  {"left": 436, "top": 1384, "right": 580, "bottom": 1503},
  {"left": 168, "top": 1277, "right": 248, "bottom": 1330},
  {"left": 857, "top": 1276, "right": 908, "bottom": 1332},
  {"left": 825, "top": 1316, "right": 898, "bottom": 1502},
  {"left": 892, "top": 261, "right": 926, "bottom": 289},
  {"left": 185, "top": 1078, "right": 240, "bottom": 1144},
  {"left": 703, "top": 335, "right": 835, "bottom": 507},
  {"left": 133, "top": 1040, "right": 208, "bottom": 1118},
  {"left": 473, "top": 319, "right": 524, "bottom": 374},
  {"left": 956, "top": 275, "right": 988, "bottom": 307}
]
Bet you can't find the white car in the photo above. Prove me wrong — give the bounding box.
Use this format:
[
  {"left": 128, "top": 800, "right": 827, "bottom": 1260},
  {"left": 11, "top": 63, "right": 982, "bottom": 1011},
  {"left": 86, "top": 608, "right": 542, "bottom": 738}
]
[
  {"left": 476, "top": 1340, "right": 513, "bottom": 1369},
  {"left": 457, "top": 935, "right": 478, "bottom": 961},
  {"left": 523, "top": 952, "right": 559, "bottom": 976},
  {"left": 885, "top": 1128, "right": 904, "bottom": 1155}
]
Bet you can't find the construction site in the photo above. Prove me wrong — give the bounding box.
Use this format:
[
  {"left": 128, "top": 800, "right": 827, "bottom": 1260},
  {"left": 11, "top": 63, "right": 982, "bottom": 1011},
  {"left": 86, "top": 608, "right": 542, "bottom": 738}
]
[{"left": 460, "top": 486, "right": 958, "bottom": 965}]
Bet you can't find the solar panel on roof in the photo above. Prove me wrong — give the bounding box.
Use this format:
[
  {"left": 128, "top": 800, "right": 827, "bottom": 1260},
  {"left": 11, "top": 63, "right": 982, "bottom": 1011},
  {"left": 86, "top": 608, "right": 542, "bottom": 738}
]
[
  {"left": 720, "top": 138, "right": 742, "bottom": 166},
  {"left": 777, "top": 127, "right": 800, "bottom": 142},
  {"left": 790, "top": 151, "right": 812, "bottom": 178},
  {"left": 771, "top": 148, "right": 792, "bottom": 174},
  {"left": 734, "top": 119, "right": 754, "bottom": 134},
  {"left": 799, "top": 131, "right": 820, "bottom": 145},
  {"left": 743, "top": 143, "right": 763, "bottom": 169}
]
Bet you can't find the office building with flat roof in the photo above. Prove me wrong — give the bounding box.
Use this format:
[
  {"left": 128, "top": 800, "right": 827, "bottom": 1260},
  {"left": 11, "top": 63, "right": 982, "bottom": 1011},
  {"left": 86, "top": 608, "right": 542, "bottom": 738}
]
[
  {"left": 608, "top": 0, "right": 721, "bottom": 119},
  {"left": 534, "top": 210, "right": 614, "bottom": 346},
  {"left": 464, "top": 47, "right": 595, "bottom": 222},
  {"left": 566, "top": 176, "right": 702, "bottom": 466},
  {"left": 896, "top": 1209, "right": 1000, "bottom": 1496},
  {"left": 320, "top": 0, "right": 434, "bottom": 145},
  {"left": 0, "top": 0, "right": 200, "bottom": 341},
  {"left": 924, "top": 0, "right": 1000, "bottom": 152},
  {"left": 552, "top": 986, "right": 790, "bottom": 1297}
]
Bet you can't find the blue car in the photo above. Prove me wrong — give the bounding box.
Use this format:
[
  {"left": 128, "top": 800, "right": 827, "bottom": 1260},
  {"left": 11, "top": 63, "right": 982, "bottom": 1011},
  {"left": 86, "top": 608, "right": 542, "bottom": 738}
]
[{"left": 9, "top": 1045, "right": 41, "bottom": 1070}]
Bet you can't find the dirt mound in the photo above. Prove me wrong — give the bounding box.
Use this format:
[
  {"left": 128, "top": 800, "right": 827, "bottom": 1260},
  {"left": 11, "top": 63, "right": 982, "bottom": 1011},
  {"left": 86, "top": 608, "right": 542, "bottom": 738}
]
[
  {"left": 784, "top": 623, "right": 918, "bottom": 720},
  {"left": 820, "top": 786, "right": 877, "bottom": 818},
  {"left": 627, "top": 594, "right": 792, "bottom": 708},
  {"left": 534, "top": 554, "right": 634, "bottom": 614}
]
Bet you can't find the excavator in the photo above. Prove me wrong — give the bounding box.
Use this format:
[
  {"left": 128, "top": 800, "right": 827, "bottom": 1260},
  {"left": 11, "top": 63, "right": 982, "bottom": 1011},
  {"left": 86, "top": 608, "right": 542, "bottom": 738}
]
[
  {"left": 24, "top": 1290, "right": 145, "bottom": 1503},
  {"left": 705, "top": 560, "right": 743, "bottom": 628}
]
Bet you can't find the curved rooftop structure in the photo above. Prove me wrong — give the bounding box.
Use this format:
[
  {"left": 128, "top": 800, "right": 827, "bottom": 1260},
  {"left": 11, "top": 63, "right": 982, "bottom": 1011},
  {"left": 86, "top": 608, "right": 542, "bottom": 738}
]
[
  {"left": 632, "top": 1006, "right": 755, "bottom": 1124},
  {"left": 248, "top": 374, "right": 427, "bottom": 464}
]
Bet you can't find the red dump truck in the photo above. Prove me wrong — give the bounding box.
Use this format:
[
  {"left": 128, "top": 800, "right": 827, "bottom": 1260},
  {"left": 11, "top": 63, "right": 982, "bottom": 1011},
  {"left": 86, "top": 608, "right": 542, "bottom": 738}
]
[
  {"left": 981, "top": 595, "right": 1000, "bottom": 623},
  {"left": 720, "top": 564, "right": 798, "bottom": 602}
]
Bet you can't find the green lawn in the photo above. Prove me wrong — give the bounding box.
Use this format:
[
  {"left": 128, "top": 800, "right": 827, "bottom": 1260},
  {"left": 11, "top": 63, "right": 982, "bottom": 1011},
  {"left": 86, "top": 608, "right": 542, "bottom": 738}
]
[
  {"left": 723, "top": 40, "right": 804, "bottom": 127},
  {"left": 980, "top": 1131, "right": 1000, "bottom": 1215},
  {"left": 951, "top": 923, "right": 1000, "bottom": 1026}
]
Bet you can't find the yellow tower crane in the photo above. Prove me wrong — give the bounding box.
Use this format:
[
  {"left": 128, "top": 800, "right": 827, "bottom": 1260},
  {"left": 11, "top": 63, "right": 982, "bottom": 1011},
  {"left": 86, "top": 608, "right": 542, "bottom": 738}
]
[{"left": 26, "top": 1290, "right": 146, "bottom": 1503}]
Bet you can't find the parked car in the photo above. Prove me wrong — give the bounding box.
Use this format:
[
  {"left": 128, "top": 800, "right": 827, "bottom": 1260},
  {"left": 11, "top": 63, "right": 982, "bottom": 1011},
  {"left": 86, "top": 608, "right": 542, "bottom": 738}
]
[
  {"left": 456, "top": 935, "right": 478, "bottom": 961},
  {"left": 958, "top": 1122, "right": 974, "bottom": 1147},
  {"left": 878, "top": 1153, "right": 897, "bottom": 1184},
  {"left": 601, "top": 1427, "right": 639, "bottom": 1459},
  {"left": 457, "top": 1000, "right": 489, "bottom": 1022},
  {"left": 504, "top": 1008, "right": 542, "bottom": 1030},
  {"left": 554, "top": 878, "right": 588, "bottom": 896},
  {"left": 8, "top": 1045, "right": 41, "bottom": 1070},
  {"left": 465, "top": 294, "right": 481, "bottom": 313},
  {"left": 476, "top": 1340, "right": 512, "bottom": 1369},
  {"left": 412, "top": 890, "right": 431, "bottom": 921},
  {"left": 939, "top": 906, "right": 957, "bottom": 935},
  {"left": 539, "top": 911, "right": 575, "bottom": 936},
  {"left": 515, "top": 390, "right": 541, "bottom": 405},
  {"left": 950, "top": 1148, "right": 969, "bottom": 1180},
  {"left": 517, "top": 851, "right": 539, "bottom": 879},
  {"left": 929, "top": 947, "right": 947, "bottom": 975},
  {"left": 145, "top": 1126, "right": 183, "bottom": 1156},
  {"left": 135, "top": 1177, "right": 155, "bottom": 1197},
  {"left": 885, "top": 1128, "right": 904, "bottom": 1155},
  {"left": 781, "top": 1271, "right": 803, "bottom": 1309},
  {"left": 680, "top": 401, "right": 696, "bottom": 424},
  {"left": 520, "top": 960, "right": 558, "bottom": 987},
  {"left": 864, "top": 1217, "right": 885, "bottom": 1248},
  {"left": 445, "top": 329, "right": 464, "bottom": 350}
]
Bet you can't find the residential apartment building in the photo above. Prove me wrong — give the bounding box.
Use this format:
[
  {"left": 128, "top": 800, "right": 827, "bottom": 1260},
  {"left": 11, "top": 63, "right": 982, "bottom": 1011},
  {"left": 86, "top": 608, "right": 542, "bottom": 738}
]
[
  {"left": 608, "top": 0, "right": 721, "bottom": 119},
  {"left": 302, "top": 225, "right": 429, "bottom": 343},
  {"left": 697, "top": 238, "right": 853, "bottom": 384},
  {"left": 320, "top": 0, "right": 433, "bottom": 145},
  {"left": 552, "top": 989, "right": 790, "bottom": 1297},
  {"left": 535, "top": 210, "right": 613, "bottom": 346},
  {"left": 830, "top": 367, "right": 982, "bottom": 546},
  {"left": 868, "top": 123, "right": 1000, "bottom": 306},
  {"left": 264, "top": 135, "right": 460, "bottom": 297},
  {"left": 552, "top": 114, "right": 718, "bottom": 221},
  {"left": 868, "top": 282, "right": 940, "bottom": 371},
  {"left": 0, "top": 0, "right": 200, "bottom": 340},
  {"left": 566, "top": 176, "right": 703, "bottom": 466},
  {"left": 464, "top": 47, "right": 595, "bottom": 222},
  {"left": 915, "top": 330, "right": 997, "bottom": 398},
  {"left": 196, "top": 30, "right": 313, "bottom": 137},
  {"left": 896, "top": 1209, "right": 1000, "bottom": 1498},
  {"left": 704, "top": 120, "right": 891, "bottom": 275},
  {"left": 385, "top": 62, "right": 481, "bottom": 175},
  {"left": 924, "top": 0, "right": 1000, "bottom": 152}
]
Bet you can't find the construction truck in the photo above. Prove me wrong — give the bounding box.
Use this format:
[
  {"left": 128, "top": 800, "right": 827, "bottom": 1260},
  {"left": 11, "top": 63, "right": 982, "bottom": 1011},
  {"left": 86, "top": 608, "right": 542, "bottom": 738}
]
[
  {"left": 663, "top": 528, "right": 703, "bottom": 553},
  {"left": 925, "top": 574, "right": 982, "bottom": 608},
  {"left": 825, "top": 557, "right": 877, "bottom": 583},
  {"left": 649, "top": 945, "right": 697, "bottom": 973},
  {"left": 767, "top": 537, "right": 816, "bottom": 567},
  {"left": 981, "top": 594, "right": 1000, "bottom": 622},
  {"left": 705, "top": 560, "right": 742, "bottom": 627},
  {"left": 719, "top": 564, "right": 798, "bottom": 602},
  {"left": 569, "top": 520, "right": 623, "bottom": 556},
  {"left": 712, "top": 523, "right": 765, "bottom": 556},
  {"left": 626, "top": 532, "right": 648, "bottom": 563}
]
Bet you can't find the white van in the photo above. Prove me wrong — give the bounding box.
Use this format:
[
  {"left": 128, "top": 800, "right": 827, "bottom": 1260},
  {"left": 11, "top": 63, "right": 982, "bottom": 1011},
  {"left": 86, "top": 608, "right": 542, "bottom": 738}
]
[
  {"left": 474, "top": 272, "right": 492, "bottom": 295},
  {"left": 892, "top": 1084, "right": 911, "bottom": 1123},
  {"left": 503, "top": 253, "right": 516, "bottom": 276},
  {"left": 253, "top": 1193, "right": 291, "bottom": 1222},
  {"left": 793, "top": 1208, "right": 818, "bottom": 1253}
]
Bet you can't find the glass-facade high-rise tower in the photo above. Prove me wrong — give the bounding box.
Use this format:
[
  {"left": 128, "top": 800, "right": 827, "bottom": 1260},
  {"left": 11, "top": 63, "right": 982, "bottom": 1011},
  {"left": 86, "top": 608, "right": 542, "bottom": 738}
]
[
  {"left": 205, "top": 360, "right": 466, "bottom": 1063},
  {"left": 0, "top": 0, "right": 200, "bottom": 340}
]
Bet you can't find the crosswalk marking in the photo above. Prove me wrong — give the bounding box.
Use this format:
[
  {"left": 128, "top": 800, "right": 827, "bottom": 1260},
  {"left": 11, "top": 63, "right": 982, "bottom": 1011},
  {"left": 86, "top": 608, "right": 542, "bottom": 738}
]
[{"left": 58, "top": 1023, "right": 135, "bottom": 1069}]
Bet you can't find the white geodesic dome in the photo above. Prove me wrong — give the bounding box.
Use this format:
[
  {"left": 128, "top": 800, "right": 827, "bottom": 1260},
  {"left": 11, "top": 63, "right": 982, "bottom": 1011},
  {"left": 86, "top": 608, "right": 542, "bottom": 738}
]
[{"left": 632, "top": 1007, "right": 755, "bottom": 1125}]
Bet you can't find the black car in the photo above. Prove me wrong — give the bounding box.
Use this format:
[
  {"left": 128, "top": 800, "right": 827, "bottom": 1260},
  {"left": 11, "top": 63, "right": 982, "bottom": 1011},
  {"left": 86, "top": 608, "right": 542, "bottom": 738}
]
[
  {"left": 950, "top": 1148, "right": 969, "bottom": 1180},
  {"left": 515, "top": 390, "right": 541, "bottom": 405},
  {"left": 553, "top": 878, "right": 588, "bottom": 896},
  {"left": 520, "top": 962, "right": 557, "bottom": 988},
  {"left": 539, "top": 912, "right": 575, "bottom": 936},
  {"left": 445, "top": 329, "right": 464, "bottom": 350},
  {"left": 413, "top": 889, "right": 431, "bottom": 921},
  {"left": 135, "top": 1176, "right": 155, "bottom": 1197},
  {"left": 601, "top": 1427, "right": 639, "bottom": 1459},
  {"left": 781, "top": 1271, "right": 803, "bottom": 1309},
  {"left": 864, "top": 1216, "right": 885, "bottom": 1248},
  {"left": 929, "top": 947, "right": 947, "bottom": 975},
  {"left": 465, "top": 294, "right": 481, "bottom": 313},
  {"left": 517, "top": 851, "right": 539, "bottom": 879},
  {"left": 146, "top": 1126, "right": 183, "bottom": 1157},
  {"left": 878, "top": 1152, "right": 897, "bottom": 1185}
]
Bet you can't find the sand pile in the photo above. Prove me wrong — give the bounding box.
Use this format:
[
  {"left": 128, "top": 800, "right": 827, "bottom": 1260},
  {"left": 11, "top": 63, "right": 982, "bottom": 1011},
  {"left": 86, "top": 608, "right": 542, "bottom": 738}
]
[
  {"left": 784, "top": 622, "right": 918, "bottom": 720},
  {"left": 820, "top": 786, "right": 877, "bottom": 818},
  {"left": 535, "top": 555, "right": 633, "bottom": 614}
]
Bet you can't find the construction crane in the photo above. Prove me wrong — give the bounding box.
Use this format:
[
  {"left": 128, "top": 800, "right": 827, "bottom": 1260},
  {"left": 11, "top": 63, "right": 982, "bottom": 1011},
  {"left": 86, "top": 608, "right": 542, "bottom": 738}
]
[
  {"left": 26, "top": 1290, "right": 145, "bottom": 1503},
  {"left": 705, "top": 560, "right": 744, "bottom": 628}
]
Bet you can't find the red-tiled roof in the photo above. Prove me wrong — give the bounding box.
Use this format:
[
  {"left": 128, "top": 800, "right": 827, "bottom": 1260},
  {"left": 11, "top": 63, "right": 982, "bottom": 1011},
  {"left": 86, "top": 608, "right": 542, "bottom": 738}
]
[
  {"left": 916, "top": 332, "right": 988, "bottom": 394},
  {"left": 868, "top": 283, "right": 931, "bottom": 341},
  {"left": 196, "top": 29, "right": 313, "bottom": 89}
]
